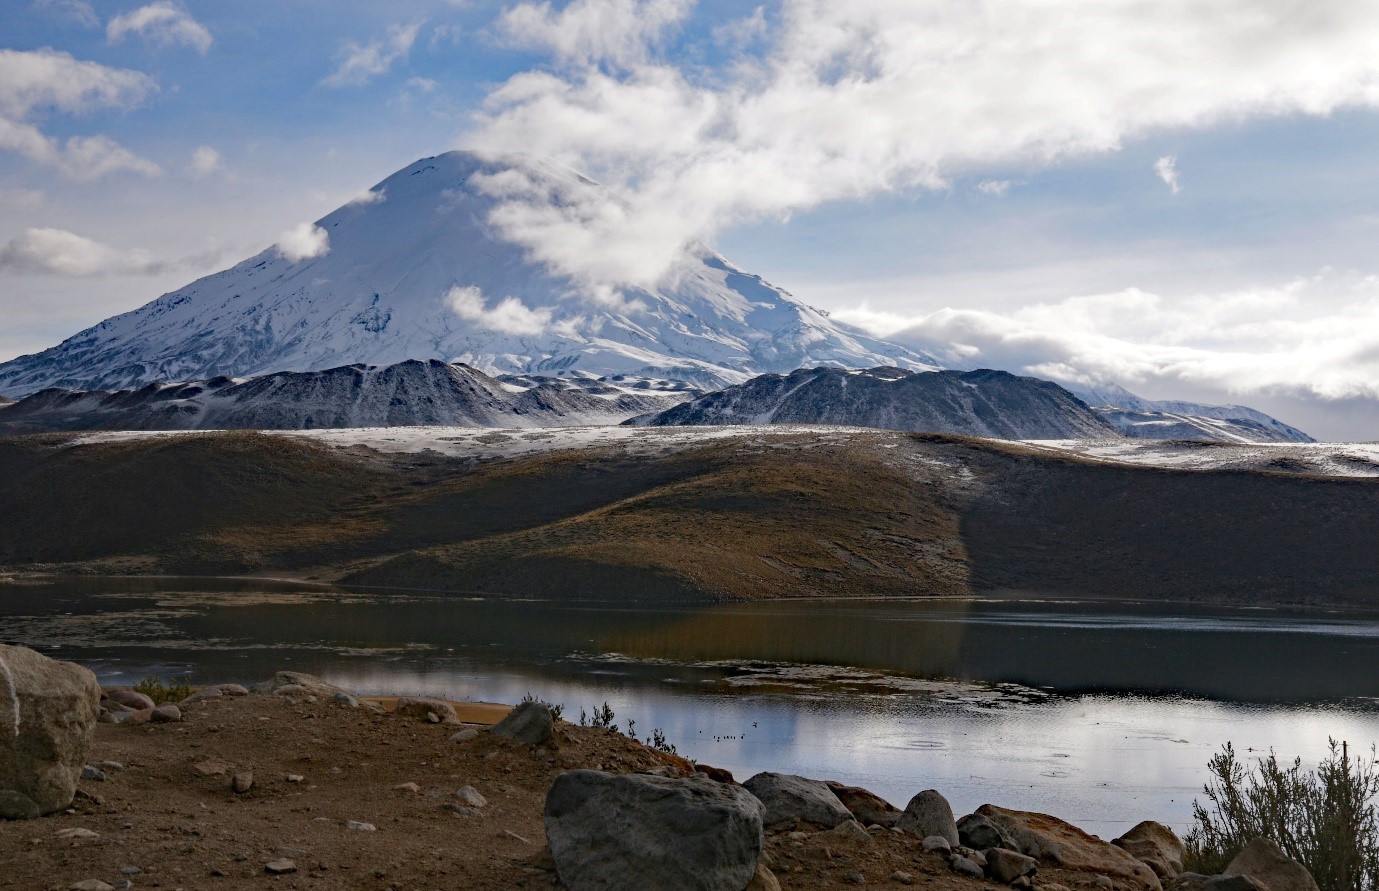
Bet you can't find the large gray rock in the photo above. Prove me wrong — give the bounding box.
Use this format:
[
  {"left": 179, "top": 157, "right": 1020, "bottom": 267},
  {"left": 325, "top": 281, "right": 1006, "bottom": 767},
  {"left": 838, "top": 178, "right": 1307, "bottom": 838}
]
[
  {"left": 1114, "top": 821, "right": 1186, "bottom": 880},
  {"left": 742, "top": 772, "right": 852, "bottom": 829},
  {"left": 825, "top": 781, "right": 902, "bottom": 827},
  {"left": 545, "top": 769, "right": 764, "bottom": 891},
  {"left": 491, "top": 700, "right": 554, "bottom": 745},
  {"left": 897, "top": 789, "right": 959, "bottom": 844},
  {"left": 959, "top": 812, "right": 1016, "bottom": 850},
  {"left": 986, "top": 847, "right": 1038, "bottom": 883},
  {"left": 0, "top": 644, "right": 100, "bottom": 819},
  {"left": 1225, "top": 837, "right": 1321, "bottom": 891}
]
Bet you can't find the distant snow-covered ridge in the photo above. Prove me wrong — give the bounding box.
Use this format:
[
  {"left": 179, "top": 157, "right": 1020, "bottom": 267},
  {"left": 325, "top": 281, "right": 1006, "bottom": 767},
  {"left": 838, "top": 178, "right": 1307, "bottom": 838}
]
[
  {"left": 0, "top": 359, "right": 691, "bottom": 433},
  {"left": 0, "top": 151, "right": 938, "bottom": 397}
]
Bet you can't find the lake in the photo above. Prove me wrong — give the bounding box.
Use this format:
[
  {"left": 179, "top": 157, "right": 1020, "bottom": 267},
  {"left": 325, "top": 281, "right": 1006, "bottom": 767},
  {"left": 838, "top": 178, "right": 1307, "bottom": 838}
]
[{"left": 3, "top": 576, "right": 1378, "bottom": 837}]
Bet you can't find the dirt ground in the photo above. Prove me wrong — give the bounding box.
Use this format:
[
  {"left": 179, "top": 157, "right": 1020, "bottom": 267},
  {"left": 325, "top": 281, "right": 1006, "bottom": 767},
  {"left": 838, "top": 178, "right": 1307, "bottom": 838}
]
[{"left": 0, "top": 690, "right": 1129, "bottom": 891}]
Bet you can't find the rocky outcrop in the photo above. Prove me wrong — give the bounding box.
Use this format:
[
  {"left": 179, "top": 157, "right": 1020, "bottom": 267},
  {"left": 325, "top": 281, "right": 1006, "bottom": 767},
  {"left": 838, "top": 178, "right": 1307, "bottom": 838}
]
[
  {"left": 825, "top": 781, "right": 902, "bottom": 827},
  {"left": 1114, "top": 821, "right": 1185, "bottom": 880},
  {"left": 248, "top": 672, "right": 383, "bottom": 712},
  {"left": 491, "top": 700, "right": 554, "bottom": 746},
  {"left": 742, "top": 772, "right": 853, "bottom": 829},
  {"left": 975, "top": 804, "right": 1162, "bottom": 890},
  {"left": 960, "top": 812, "right": 1017, "bottom": 850},
  {"left": 1225, "top": 837, "right": 1321, "bottom": 891},
  {"left": 544, "top": 770, "right": 765, "bottom": 891},
  {"left": 897, "top": 790, "right": 960, "bottom": 844},
  {"left": 394, "top": 697, "right": 462, "bottom": 725},
  {"left": 0, "top": 644, "right": 101, "bottom": 819}
]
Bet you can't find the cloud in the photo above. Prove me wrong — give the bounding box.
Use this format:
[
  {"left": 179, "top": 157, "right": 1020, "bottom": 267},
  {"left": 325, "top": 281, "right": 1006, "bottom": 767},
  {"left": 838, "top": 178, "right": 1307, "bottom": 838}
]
[
  {"left": 496, "top": 0, "right": 692, "bottom": 68},
  {"left": 107, "top": 2, "right": 213, "bottom": 54},
  {"left": 977, "top": 180, "right": 1011, "bottom": 197},
  {"left": 468, "top": 1, "right": 1379, "bottom": 290},
  {"left": 1154, "top": 155, "right": 1181, "bottom": 194},
  {"left": 445, "top": 284, "right": 553, "bottom": 335},
  {"left": 833, "top": 270, "right": 1379, "bottom": 404},
  {"left": 36, "top": 0, "right": 99, "bottom": 28},
  {"left": 274, "top": 222, "right": 330, "bottom": 262},
  {"left": 189, "top": 145, "right": 220, "bottom": 176},
  {"left": 0, "top": 227, "right": 165, "bottom": 276},
  {"left": 0, "top": 48, "right": 160, "bottom": 179},
  {"left": 345, "top": 188, "right": 386, "bottom": 206},
  {"left": 0, "top": 188, "right": 44, "bottom": 208},
  {"left": 323, "top": 22, "right": 422, "bottom": 87}
]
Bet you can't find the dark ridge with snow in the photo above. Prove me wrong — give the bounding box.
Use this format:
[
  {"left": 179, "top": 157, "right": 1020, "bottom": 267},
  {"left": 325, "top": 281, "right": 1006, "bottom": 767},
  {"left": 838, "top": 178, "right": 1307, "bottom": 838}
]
[
  {"left": 0, "top": 359, "right": 689, "bottom": 433},
  {"left": 630, "top": 366, "right": 1119, "bottom": 440},
  {"left": 1068, "top": 383, "right": 1313, "bottom": 443},
  {"left": 0, "top": 151, "right": 937, "bottom": 398}
]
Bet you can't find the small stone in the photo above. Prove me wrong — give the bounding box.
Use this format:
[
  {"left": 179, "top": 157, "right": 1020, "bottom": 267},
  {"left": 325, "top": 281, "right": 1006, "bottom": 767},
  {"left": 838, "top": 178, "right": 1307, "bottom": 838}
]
[
  {"left": 922, "top": 834, "right": 953, "bottom": 854},
  {"left": 1011, "top": 876, "right": 1033, "bottom": 889},
  {"left": 449, "top": 728, "right": 479, "bottom": 743},
  {"left": 841, "top": 870, "right": 866, "bottom": 885},
  {"left": 150, "top": 703, "right": 182, "bottom": 723},
  {"left": 119, "top": 867, "right": 142, "bottom": 876},
  {"left": 232, "top": 771, "right": 253, "bottom": 794},
  {"left": 265, "top": 858, "right": 297, "bottom": 874},
  {"left": 455, "top": 785, "right": 487, "bottom": 808},
  {"left": 986, "top": 848, "right": 1038, "bottom": 884},
  {"left": 218, "top": 683, "right": 249, "bottom": 696},
  {"left": 96, "top": 761, "right": 124, "bottom": 772},
  {"left": 277, "top": 846, "right": 309, "bottom": 858},
  {"left": 347, "top": 820, "right": 377, "bottom": 831},
  {"left": 286, "top": 774, "right": 305, "bottom": 783},
  {"left": 823, "top": 819, "right": 873, "bottom": 844},
  {"left": 1093, "top": 875, "right": 1114, "bottom": 889},
  {"left": 444, "top": 803, "right": 483, "bottom": 817},
  {"left": 950, "top": 855, "right": 985, "bottom": 878},
  {"left": 68, "top": 881, "right": 114, "bottom": 891},
  {"left": 194, "top": 760, "right": 229, "bottom": 777},
  {"left": 55, "top": 827, "right": 100, "bottom": 840},
  {"left": 394, "top": 782, "right": 421, "bottom": 794},
  {"left": 891, "top": 871, "right": 915, "bottom": 885},
  {"left": 113, "top": 881, "right": 133, "bottom": 891},
  {"left": 80, "top": 765, "right": 107, "bottom": 782}
]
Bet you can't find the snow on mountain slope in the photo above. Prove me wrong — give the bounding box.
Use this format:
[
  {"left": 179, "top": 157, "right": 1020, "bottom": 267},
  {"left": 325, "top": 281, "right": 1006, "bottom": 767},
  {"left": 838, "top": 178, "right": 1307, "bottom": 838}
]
[
  {"left": 632, "top": 366, "right": 1119, "bottom": 440},
  {"left": 0, "top": 359, "right": 689, "bottom": 433},
  {"left": 0, "top": 152, "right": 938, "bottom": 398},
  {"left": 1068, "top": 383, "right": 1313, "bottom": 443}
]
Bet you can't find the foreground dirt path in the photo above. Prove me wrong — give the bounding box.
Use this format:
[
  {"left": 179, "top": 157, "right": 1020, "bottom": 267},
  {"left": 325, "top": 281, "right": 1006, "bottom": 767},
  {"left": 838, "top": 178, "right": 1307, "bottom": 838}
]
[{"left": 0, "top": 691, "right": 1115, "bottom": 890}]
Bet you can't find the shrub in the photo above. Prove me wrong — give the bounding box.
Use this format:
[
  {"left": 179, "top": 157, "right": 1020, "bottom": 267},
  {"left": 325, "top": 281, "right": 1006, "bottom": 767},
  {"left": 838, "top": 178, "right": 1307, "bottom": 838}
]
[
  {"left": 132, "top": 676, "right": 193, "bottom": 705},
  {"left": 1185, "top": 739, "right": 1379, "bottom": 891},
  {"left": 520, "top": 692, "right": 564, "bottom": 720},
  {"left": 649, "top": 727, "right": 678, "bottom": 756}
]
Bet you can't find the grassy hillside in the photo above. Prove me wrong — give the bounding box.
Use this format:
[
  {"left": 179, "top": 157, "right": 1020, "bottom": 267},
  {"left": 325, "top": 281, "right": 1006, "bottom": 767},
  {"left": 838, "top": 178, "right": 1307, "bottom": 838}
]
[{"left": 2, "top": 429, "right": 1377, "bottom": 606}]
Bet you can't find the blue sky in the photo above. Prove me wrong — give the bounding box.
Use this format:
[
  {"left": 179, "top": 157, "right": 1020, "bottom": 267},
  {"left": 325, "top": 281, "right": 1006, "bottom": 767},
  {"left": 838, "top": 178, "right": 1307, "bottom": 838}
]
[{"left": 4, "top": 1, "right": 1379, "bottom": 437}]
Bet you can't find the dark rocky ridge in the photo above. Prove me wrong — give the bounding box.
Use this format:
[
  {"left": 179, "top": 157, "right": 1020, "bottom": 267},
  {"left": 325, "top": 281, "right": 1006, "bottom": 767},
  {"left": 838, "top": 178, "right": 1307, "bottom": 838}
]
[
  {"left": 0, "top": 359, "right": 687, "bottom": 433},
  {"left": 633, "top": 366, "right": 1119, "bottom": 440}
]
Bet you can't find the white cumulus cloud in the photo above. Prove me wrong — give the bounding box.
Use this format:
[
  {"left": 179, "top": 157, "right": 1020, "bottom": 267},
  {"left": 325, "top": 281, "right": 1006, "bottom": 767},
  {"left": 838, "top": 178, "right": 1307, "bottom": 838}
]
[
  {"left": 497, "top": 0, "right": 692, "bottom": 68},
  {"left": 0, "top": 227, "right": 164, "bottom": 276},
  {"left": 323, "top": 22, "right": 422, "bottom": 87},
  {"left": 468, "top": 1, "right": 1379, "bottom": 290},
  {"left": 189, "top": 145, "right": 221, "bottom": 176},
  {"left": 274, "top": 222, "right": 330, "bottom": 262},
  {"left": 1154, "top": 155, "right": 1181, "bottom": 194},
  {"left": 107, "top": 2, "right": 213, "bottom": 54},
  {"left": 445, "top": 284, "right": 553, "bottom": 335},
  {"left": 0, "top": 48, "right": 159, "bottom": 179}
]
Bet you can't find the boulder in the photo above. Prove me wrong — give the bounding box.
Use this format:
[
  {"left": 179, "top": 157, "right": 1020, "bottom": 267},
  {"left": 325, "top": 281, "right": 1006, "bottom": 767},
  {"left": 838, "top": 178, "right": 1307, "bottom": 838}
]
[
  {"left": 1114, "top": 821, "right": 1186, "bottom": 880},
  {"left": 394, "top": 697, "right": 461, "bottom": 725},
  {"left": 1225, "top": 837, "right": 1321, "bottom": 891},
  {"left": 491, "top": 701, "right": 554, "bottom": 746},
  {"left": 1206, "top": 876, "right": 1270, "bottom": 891},
  {"left": 897, "top": 789, "right": 959, "bottom": 844},
  {"left": 825, "top": 781, "right": 902, "bottom": 827},
  {"left": 103, "top": 689, "right": 154, "bottom": 711},
  {"left": 0, "top": 644, "right": 100, "bottom": 819},
  {"left": 742, "top": 772, "right": 852, "bottom": 829},
  {"left": 960, "top": 812, "right": 1017, "bottom": 850},
  {"left": 922, "top": 835, "right": 953, "bottom": 854},
  {"left": 745, "top": 862, "right": 781, "bottom": 891},
  {"left": 987, "top": 847, "right": 1038, "bottom": 883},
  {"left": 249, "top": 672, "right": 383, "bottom": 712},
  {"left": 150, "top": 704, "right": 181, "bottom": 723},
  {"left": 951, "top": 854, "right": 985, "bottom": 878},
  {"left": 545, "top": 770, "right": 764, "bottom": 891},
  {"left": 975, "top": 805, "right": 1161, "bottom": 891}
]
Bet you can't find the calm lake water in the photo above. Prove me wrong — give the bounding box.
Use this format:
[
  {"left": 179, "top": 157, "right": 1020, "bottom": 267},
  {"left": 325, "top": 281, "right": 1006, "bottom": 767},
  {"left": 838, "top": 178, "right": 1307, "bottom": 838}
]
[{"left": 3, "top": 576, "right": 1378, "bottom": 837}]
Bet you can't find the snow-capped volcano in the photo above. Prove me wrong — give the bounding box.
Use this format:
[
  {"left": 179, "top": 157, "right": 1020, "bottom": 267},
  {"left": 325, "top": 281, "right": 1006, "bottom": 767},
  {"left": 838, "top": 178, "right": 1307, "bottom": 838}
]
[{"left": 0, "top": 151, "right": 938, "bottom": 397}]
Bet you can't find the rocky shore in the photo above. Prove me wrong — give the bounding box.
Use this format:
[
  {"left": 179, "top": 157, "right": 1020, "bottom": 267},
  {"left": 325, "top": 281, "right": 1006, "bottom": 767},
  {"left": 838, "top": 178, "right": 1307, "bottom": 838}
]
[{"left": 1, "top": 644, "right": 1321, "bottom": 891}]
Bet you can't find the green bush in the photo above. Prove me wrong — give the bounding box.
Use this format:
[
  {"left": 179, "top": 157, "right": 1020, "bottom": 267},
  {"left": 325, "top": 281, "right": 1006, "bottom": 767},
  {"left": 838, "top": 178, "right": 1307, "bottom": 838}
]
[
  {"left": 1185, "top": 739, "right": 1379, "bottom": 891},
  {"left": 132, "top": 676, "right": 193, "bottom": 705}
]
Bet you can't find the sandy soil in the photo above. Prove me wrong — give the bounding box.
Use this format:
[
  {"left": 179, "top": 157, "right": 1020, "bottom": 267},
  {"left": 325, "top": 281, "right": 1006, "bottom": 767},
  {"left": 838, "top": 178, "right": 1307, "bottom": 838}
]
[{"left": 0, "top": 689, "right": 1123, "bottom": 891}]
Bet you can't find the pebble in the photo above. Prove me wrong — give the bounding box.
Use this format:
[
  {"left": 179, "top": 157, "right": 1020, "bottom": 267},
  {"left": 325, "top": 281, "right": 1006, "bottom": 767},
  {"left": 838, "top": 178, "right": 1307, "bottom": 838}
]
[
  {"left": 96, "top": 761, "right": 125, "bottom": 772},
  {"left": 286, "top": 774, "right": 305, "bottom": 783},
  {"left": 921, "top": 834, "right": 952, "bottom": 854},
  {"left": 193, "top": 760, "right": 228, "bottom": 777},
  {"left": 394, "top": 782, "right": 421, "bottom": 794},
  {"left": 81, "top": 765, "right": 107, "bottom": 782},
  {"left": 55, "top": 828, "right": 100, "bottom": 841},
  {"left": 232, "top": 771, "right": 253, "bottom": 794},
  {"left": 119, "top": 867, "right": 141, "bottom": 876},
  {"left": 443, "top": 804, "right": 482, "bottom": 817},
  {"left": 841, "top": 870, "right": 866, "bottom": 885},
  {"left": 347, "top": 821, "right": 377, "bottom": 831},
  {"left": 455, "top": 785, "right": 487, "bottom": 808},
  {"left": 150, "top": 703, "right": 182, "bottom": 723},
  {"left": 1093, "top": 876, "right": 1114, "bottom": 889},
  {"left": 949, "top": 854, "right": 985, "bottom": 878},
  {"left": 68, "top": 881, "right": 113, "bottom": 891},
  {"left": 265, "top": 858, "right": 297, "bottom": 875},
  {"left": 113, "top": 881, "right": 133, "bottom": 891},
  {"left": 891, "top": 871, "right": 915, "bottom": 885},
  {"left": 449, "top": 728, "right": 479, "bottom": 743}
]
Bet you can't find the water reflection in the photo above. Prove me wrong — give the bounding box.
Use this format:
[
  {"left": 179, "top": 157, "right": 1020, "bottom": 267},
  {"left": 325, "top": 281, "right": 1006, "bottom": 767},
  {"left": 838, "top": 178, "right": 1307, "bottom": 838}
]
[{"left": 3, "top": 577, "right": 1378, "bottom": 836}]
